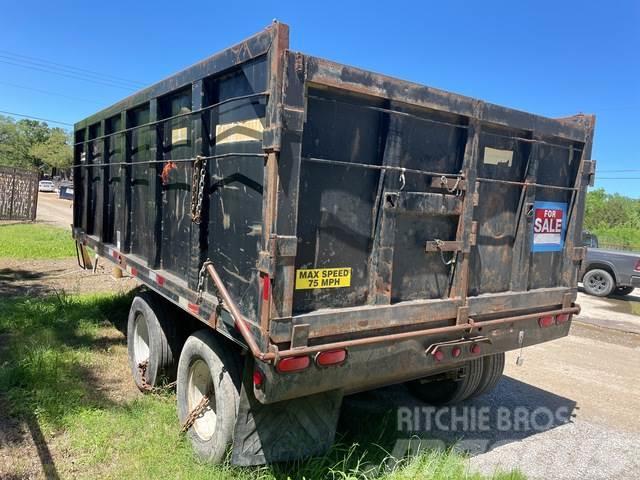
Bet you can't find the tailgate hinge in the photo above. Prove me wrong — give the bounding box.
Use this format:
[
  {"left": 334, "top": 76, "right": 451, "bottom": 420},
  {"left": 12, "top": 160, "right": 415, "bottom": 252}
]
[
  {"left": 583, "top": 160, "right": 596, "bottom": 187},
  {"left": 257, "top": 235, "right": 298, "bottom": 276}
]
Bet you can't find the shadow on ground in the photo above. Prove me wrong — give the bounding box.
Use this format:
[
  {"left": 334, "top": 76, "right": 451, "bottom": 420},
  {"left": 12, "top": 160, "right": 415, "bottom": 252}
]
[
  {"left": 0, "top": 267, "right": 65, "bottom": 298},
  {"left": 340, "top": 374, "right": 577, "bottom": 459},
  {"left": 0, "top": 292, "right": 135, "bottom": 479}
]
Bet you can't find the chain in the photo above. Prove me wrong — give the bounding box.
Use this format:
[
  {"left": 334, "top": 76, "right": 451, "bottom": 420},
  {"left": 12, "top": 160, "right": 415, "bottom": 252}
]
[
  {"left": 433, "top": 238, "right": 457, "bottom": 266},
  {"left": 440, "top": 175, "right": 462, "bottom": 195},
  {"left": 180, "top": 391, "right": 212, "bottom": 433},
  {"left": 137, "top": 360, "right": 176, "bottom": 392},
  {"left": 191, "top": 155, "right": 208, "bottom": 224},
  {"left": 137, "top": 360, "right": 153, "bottom": 392},
  {"left": 196, "top": 260, "right": 212, "bottom": 303}
]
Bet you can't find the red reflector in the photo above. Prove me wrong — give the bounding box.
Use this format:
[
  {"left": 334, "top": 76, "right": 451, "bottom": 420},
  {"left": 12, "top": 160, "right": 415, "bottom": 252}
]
[
  {"left": 539, "top": 315, "right": 555, "bottom": 328},
  {"left": 635, "top": 259, "right": 640, "bottom": 272},
  {"left": 262, "top": 274, "right": 270, "bottom": 301},
  {"left": 316, "top": 349, "right": 347, "bottom": 367},
  {"left": 276, "top": 356, "right": 310, "bottom": 373},
  {"left": 253, "top": 369, "right": 265, "bottom": 389},
  {"left": 433, "top": 350, "right": 444, "bottom": 361},
  {"left": 452, "top": 346, "right": 462, "bottom": 358},
  {"left": 187, "top": 303, "right": 200, "bottom": 315},
  {"left": 130, "top": 267, "right": 138, "bottom": 276},
  {"left": 156, "top": 275, "right": 165, "bottom": 286},
  {"left": 470, "top": 344, "right": 481, "bottom": 355},
  {"left": 556, "top": 313, "right": 570, "bottom": 324}
]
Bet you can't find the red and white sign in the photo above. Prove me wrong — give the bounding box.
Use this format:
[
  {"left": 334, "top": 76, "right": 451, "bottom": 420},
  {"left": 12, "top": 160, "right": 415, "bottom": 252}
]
[{"left": 533, "top": 207, "right": 564, "bottom": 245}]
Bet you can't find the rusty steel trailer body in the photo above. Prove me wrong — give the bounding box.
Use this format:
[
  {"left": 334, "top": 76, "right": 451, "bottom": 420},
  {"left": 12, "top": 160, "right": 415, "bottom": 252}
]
[{"left": 72, "top": 22, "right": 595, "bottom": 464}]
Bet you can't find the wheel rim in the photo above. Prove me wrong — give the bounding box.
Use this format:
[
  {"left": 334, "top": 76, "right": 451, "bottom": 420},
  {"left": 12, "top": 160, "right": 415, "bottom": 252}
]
[
  {"left": 133, "top": 313, "right": 150, "bottom": 365},
  {"left": 587, "top": 273, "right": 609, "bottom": 294},
  {"left": 187, "top": 359, "right": 216, "bottom": 440}
]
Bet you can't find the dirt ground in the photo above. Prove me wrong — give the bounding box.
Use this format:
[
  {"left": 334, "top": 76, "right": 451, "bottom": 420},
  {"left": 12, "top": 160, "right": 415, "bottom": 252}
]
[
  {"left": 1, "top": 251, "right": 639, "bottom": 478},
  {"left": 0, "top": 257, "right": 138, "bottom": 298},
  {"left": 35, "top": 192, "right": 73, "bottom": 229}
]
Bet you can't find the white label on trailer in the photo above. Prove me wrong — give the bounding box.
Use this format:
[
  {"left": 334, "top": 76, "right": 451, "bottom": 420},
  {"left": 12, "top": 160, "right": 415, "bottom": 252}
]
[
  {"left": 116, "top": 230, "right": 121, "bottom": 250},
  {"left": 483, "top": 147, "right": 513, "bottom": 167},
  {"left": 171, "top": 127, "right": 188, "bottom": 145},
  {"left": 215, "top": 117, "right": 265, "bottom": 145}
]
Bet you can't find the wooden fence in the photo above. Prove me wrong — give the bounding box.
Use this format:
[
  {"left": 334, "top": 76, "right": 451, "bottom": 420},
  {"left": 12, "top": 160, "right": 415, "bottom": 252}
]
[{"left": 0, "top": 165, "right": 39, "bottom": 221}]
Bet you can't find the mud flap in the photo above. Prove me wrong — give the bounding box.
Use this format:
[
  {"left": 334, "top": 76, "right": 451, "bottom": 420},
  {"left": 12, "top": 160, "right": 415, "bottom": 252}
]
[{"left": 231, "top": 359, "right": 343, "bottom": 466}]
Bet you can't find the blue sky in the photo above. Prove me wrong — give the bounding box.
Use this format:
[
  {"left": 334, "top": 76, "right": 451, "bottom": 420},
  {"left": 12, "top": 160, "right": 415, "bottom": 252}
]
[{"left": 0, "top": 0, "right": 638, "bottom": 197}]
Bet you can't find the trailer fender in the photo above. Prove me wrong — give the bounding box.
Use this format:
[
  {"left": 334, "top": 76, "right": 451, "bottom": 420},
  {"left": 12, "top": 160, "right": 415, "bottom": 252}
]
[{"left": 231, "top": 358, "right": 343, "bottom": 466}]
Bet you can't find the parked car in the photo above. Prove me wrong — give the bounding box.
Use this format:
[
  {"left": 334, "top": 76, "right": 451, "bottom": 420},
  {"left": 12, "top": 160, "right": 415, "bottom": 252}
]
[
  {"left": 581, "top": 232, "right": 640, "bottom": 296},
  {"left": 38, "top": 180, "right": 55, "bottom": 192}
]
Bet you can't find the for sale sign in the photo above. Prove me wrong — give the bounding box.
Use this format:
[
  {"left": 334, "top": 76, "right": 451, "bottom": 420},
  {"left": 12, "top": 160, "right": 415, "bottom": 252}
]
[{"left": 532, "top": 201, "right": 568, "bottom": 252}]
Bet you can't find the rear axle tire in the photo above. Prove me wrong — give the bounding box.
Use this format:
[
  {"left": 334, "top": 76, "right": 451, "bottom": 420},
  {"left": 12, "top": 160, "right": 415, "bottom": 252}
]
[
  {"left": 470, "top": 352, "right": 505, "bottom": 398},
  {"left": 177, "top": 329, "right": 240, "bottom": 464},
  {"left": 407, "top": 358, "right": 483, "bottom": 405},
  {"left": 127, "top": 291, "right": 178, "bottom": 391}
]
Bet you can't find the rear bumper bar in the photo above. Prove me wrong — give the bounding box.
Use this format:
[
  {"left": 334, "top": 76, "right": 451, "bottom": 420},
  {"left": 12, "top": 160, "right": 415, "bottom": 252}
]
[{"left": 206, "top": 261, "right": 579, "bottom": 363}]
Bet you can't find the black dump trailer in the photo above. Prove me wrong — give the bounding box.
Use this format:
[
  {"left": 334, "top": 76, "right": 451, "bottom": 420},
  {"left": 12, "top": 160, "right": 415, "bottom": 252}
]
[{"left": 72, "top": 22, "right": 596, "bottom": 465}]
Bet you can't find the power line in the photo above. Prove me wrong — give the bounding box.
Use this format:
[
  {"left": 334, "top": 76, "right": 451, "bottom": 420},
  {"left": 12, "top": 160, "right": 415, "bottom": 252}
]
[
  {"left": 0, "top": 58, "right": 138, "bottom": 91},
  {"left": 596, "top": 169, "right": 640, "bottom": 173},
  {"left": 0, "top": 109, "right": 73, "bottom": 126},
  {"left": 0, "top": 80, "right": 99, "bottom": 104},
  {"left": 0, "top": 49, "right": 145, "bottom": 87},
  {"left": 596, "top": 177, "right": 640, "bottom": 180}
]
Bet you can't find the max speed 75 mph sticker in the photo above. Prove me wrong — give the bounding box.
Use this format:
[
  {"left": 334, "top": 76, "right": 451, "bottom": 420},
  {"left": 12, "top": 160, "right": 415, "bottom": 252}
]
[
  {"left": 295, "top": 268, "right": 352, "bottom": 290},
  {"left": 532, "top": 201, "right": 568, "bottom": 252}
]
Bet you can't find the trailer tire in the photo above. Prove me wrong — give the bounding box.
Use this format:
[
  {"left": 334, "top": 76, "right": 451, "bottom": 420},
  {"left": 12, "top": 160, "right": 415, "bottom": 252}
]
[
  {"left": 583, "top": 269, "right": 615, "bottom": 297},
  {"left": 177, "top": 330, "right": 240, "bottom": 464},
  {"left": 470, "top": 352, "right": 505, "bottom": 398},
  {"left": 615, "top": 286, "right": 634, "bottom": 296},
  {"left": 127, "top": 292, "right": 178, "bottom": 391},
  {"left": 407, "top": 358, "right": 483, "bottom": 405}
]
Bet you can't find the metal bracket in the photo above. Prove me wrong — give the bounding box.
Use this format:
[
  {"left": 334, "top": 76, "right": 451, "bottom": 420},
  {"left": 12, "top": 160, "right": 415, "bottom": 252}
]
[
  {"left": 257, "top": 235, "right": 298, "bottom": 275},
  {"left": 470, "top": 221, "right": 478, "bottom": 248},
  {"left": 290, "top": 323, "right": 310, "bottom": 349},
  {"left": 573, "top": 246, "right": 586, "bottom": 262},
  {"left": 429, "top": 176, "right": 467, "bottom": 192},
  {"left": 425, "top": 335, "right": 491, "bottom": 356},
  {"left": 583, "top": 160, "right": 596, "bottom": 187},
  {"left": 456, "top": 306, "right": 470, "bottom": 325},
  {"left": 425, "top": 240, "right": 463, "bottom": 252},
  {"left": 562, "top": 292, "right": 574, "bottom": 309}
]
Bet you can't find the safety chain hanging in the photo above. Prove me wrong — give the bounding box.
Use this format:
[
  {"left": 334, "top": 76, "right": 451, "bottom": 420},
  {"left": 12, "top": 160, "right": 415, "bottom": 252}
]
[{"left": 190, "top": 155, "right": 208, "bottom": 224}]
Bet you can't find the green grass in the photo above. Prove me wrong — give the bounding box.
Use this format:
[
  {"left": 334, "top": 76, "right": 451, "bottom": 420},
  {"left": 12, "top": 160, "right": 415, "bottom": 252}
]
[
  {"left": 0, "top": 223, "right": 75, "bottom": 258},
  {"left": 0, "top": 293, "right": 524, "bottom": 480}
]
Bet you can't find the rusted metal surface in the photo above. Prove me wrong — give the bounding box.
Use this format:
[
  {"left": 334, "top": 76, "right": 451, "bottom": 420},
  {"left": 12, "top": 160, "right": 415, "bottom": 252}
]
[
  {"left": 72, "top": 22, "right": 595, "bottom": 405},
  {"left": 0, "top": 165, "right": 39, "bottom": 221}
]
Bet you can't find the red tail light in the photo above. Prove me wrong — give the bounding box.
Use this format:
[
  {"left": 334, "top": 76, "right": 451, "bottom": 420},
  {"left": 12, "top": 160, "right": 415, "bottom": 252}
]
[
  {"left": 470, "top": 344, "right": 481, "bottom": 355},
  {"left": 262, "top": 273, "right": 270, "bottom": 301},
  {"left": 316, "top": 349, "right": 347, "bottom": 367},
  {"left": 276, "top": 356, "right": 310, "bottom": 373},
  {"left": 253, "top": 369, "right": 265, "bottom": 389},
  {"left": 556, "top": 313, "right": 570, "bottom": 324},
  {"left": 539, "top": 315, "right": 555, "bottom": 328},
  {"left": 452, "top": 346, "right": 462, "bottom": 358},
  {"left": 635, "top": 259, "right": 640, "bottom": 272},
  {"left": 433, "top": 350, "right": 444, "bottom": 361}
]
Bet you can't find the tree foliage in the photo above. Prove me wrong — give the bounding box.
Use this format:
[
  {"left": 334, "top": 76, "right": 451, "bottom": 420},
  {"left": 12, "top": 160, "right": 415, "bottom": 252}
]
[
  {"left": 585, "top": 188, "right": 640, "bottom": 250},
  {"left": 0, "top": 115, "right": 72, "bottom": 172}
]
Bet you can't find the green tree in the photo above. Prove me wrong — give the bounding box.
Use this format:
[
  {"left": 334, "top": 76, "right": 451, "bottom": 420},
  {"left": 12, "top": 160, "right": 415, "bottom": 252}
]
[
  {"left": 0, "top": 115, "right": 72, "bottom": 172},
  {"left": 29, "top": 128, "right": 72, "bottom": 170}
]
